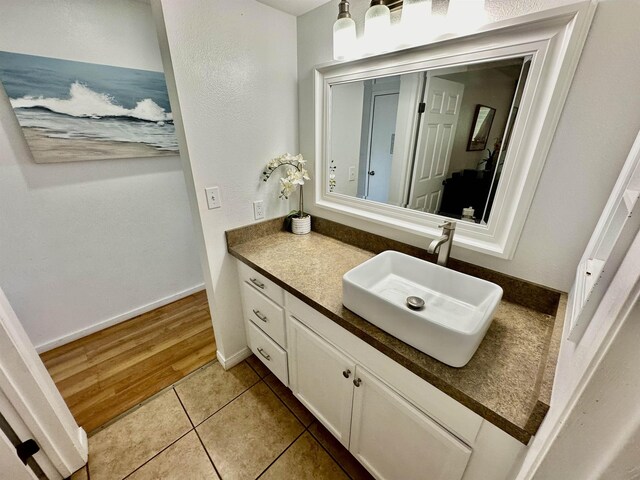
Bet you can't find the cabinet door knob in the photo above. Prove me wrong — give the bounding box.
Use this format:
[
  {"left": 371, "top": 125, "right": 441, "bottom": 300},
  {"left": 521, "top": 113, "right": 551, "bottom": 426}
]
[
  {"left": 250, "top": 278, "right": 265, "bottom": 289},
  {"left": 257, "top": 348, "right": 271, "bottom": 361},
  {"left": 342, "top": 369, "right": 351, "bottom": 378},
  {"left": 353, "top": 378, "right": 362, "bottom": 387},
  {"left": 252, "top": 309, "right": 268, "bottom": 322}
]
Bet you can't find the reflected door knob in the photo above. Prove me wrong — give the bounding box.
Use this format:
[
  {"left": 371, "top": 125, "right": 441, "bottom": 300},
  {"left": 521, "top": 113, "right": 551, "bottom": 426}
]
[{"left": 368, "top": 170, "right": 375, "bottom": 176}]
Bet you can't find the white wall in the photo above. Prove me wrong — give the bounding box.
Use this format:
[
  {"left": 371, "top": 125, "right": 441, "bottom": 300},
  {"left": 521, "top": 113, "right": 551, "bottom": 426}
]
[
  {"left": 0, "top": 0, "right": 203, "bottom": 350},
  {"left": 153, "top": 0, "right": 298, "bottom": 364},
  {"left": 298, "top": 0, "right": 640, "bottom": 291},
  {"left": 331, "top": 82, "right": 363, "bottom": 197}
]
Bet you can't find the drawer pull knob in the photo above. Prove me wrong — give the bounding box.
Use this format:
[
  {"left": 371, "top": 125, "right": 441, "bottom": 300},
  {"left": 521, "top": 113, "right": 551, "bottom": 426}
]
[
  {"left": 250, "top": 278, "right": 265, "bottom": 289},
  {"left": 353, "top": 378, "right": 362, "bottom": 387},
  {"left": 257, "top": 348, "right": 271, "bottom": 361},
  {"left": 342, "top": 369, "right": 351, "bottom": 378},
  {"left": 252, "top": 309, "right": 268, "bottom": 322}
]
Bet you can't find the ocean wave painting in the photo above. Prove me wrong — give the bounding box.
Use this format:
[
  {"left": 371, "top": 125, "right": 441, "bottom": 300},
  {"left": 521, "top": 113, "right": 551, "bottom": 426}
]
[{"left": 0, "top": 50, "right": 179, "bottom": 163}]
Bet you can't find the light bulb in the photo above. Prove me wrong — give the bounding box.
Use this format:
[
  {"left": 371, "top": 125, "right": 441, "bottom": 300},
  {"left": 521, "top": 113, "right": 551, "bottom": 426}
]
[
  {"left": 446, "top": 0, "right": 487, "bottom": 33},
  {"left": 333, "top": 17, "right": 357, "bottom": 60},
  {"left": 364, "top": 1, "right": 391, "bottom": 55},
  {"left": 400, "top": 0, "right": 432, "bottom": 47}
]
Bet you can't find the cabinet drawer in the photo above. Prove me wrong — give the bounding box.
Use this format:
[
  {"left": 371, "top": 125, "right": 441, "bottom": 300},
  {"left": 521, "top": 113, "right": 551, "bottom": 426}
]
[
  {"left": 243, "top": 283, "right": 286, "bottom": 347},
  {"left": 238, "top": 261, "right": 284, "bottom": 305},
  {"left": 247, "top": 322, "right": 288, "bottom": 386}
]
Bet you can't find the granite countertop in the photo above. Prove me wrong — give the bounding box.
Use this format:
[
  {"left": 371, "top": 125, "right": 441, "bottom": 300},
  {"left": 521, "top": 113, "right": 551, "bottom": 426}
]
[{"left": 227, "top": 219, "right": 564, "bottom": 444}]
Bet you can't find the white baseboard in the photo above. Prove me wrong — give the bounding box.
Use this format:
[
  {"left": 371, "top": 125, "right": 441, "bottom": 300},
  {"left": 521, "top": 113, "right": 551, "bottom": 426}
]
[
  {"left": 217, "top": 347, "right": 252, "bottom": 370},
  {"left": 36, "top": 284, "right": 206, "bottom": 353}
]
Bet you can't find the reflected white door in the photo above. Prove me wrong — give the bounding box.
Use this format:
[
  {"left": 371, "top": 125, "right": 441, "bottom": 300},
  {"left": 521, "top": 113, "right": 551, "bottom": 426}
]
[
  {"left": 408, "top": 75, "right": 464, "bottom": 212},
  {"left": 365, "top": 93, "right": 399, "bottom": 203}
]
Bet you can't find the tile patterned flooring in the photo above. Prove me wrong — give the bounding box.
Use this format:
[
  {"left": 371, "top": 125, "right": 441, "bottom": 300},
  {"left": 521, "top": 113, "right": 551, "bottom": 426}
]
[{"left": 71, "top": 356, "right": 373, "bottom": 480}]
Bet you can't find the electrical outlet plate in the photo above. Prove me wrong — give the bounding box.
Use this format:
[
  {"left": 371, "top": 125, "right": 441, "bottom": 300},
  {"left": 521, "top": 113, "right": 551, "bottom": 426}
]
[
  {"left": 205, "top": 187, "right": 221, "bottom": 209},
  {"left": 253, "top": 200, "right": 265, "bottom": 220}
]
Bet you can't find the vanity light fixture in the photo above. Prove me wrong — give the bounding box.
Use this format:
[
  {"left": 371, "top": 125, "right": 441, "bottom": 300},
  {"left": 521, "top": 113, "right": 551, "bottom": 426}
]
[
  {"left": 446, "top": 0, "right": 487, "bottom": 32},
  {"left": 333, "top": 0, "right": 489, "bottom": 61},
  {"left": 333, "top": 0, "right": 357, "bottom": 60},
  {"left": 364, "top": 0, "right": 392, "bottom": 54},
  {"left": 400, "top": 0, "right": 432, "bottom": 46}
]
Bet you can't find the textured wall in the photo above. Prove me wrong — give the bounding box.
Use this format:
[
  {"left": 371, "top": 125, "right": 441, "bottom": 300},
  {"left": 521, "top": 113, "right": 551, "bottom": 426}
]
[
  {"left": 0, "top": 0, "right": 203, "bottom": 350},
  {"left": 297, "top": 0, "right": 640, "bottom": 291},
  {"left": 154, "top": 0, "right": 298, "bottom": 361}
]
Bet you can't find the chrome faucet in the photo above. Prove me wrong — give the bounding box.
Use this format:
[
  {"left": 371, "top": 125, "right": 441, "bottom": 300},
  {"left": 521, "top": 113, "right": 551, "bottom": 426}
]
[{"left": 427, "top": 221, "right": 456, "bottom": 267}]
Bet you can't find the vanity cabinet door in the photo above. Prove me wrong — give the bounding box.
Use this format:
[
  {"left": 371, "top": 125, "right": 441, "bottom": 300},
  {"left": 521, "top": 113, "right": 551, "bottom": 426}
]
[
  {"left": 349, "top": 366, "right": 472, "bottom": 480},
  {"left": 288, "top": 316, "right": 355, "bottom": 447}
]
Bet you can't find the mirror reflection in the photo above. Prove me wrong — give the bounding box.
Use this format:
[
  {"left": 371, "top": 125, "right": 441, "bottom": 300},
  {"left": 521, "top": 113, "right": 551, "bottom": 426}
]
[{"left": 329, "top": 56, "right": 531, "bottom": 224}]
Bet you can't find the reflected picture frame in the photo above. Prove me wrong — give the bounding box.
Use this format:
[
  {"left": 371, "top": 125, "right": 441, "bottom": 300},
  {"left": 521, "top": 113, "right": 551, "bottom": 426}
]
[{"left": 467, "top": 104, "right": 496, "bottom": 151}]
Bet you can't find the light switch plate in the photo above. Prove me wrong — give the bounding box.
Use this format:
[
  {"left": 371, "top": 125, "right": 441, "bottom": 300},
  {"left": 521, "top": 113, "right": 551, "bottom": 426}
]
[
  {"left": 205, "top": 187, "right": 221, "bottom": 209},
  {"left": 349, "top": 166, "right": 356, "bottom": 181}
]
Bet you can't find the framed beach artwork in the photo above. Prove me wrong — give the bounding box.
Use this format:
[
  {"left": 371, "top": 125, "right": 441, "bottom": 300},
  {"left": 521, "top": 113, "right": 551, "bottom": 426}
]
[{"left": 0, "top": 51, "right": 179, "bottom": 163}]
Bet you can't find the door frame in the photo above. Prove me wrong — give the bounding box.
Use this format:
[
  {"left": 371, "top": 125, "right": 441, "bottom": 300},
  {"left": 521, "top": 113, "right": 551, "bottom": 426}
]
[
  {"left": 0, "top": 427, "right": 38, "bottom": 480},
  {"left": 364, "top": 90, "right": 400, "bottom": 201},
  {"left": 516, "top": 228, "right": 640, "bottom": 478},
  {"left": 0, "top": 287, "right": 87, "bottom": 478},
  {"left": 359, "top": 78, "right": 402, "bottom": 201}
]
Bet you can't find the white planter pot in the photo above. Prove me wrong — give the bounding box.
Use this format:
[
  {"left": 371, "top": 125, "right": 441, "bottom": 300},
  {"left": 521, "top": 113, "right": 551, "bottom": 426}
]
[{"left": 291, "top": 215, "right": 311, "bottom": 235}]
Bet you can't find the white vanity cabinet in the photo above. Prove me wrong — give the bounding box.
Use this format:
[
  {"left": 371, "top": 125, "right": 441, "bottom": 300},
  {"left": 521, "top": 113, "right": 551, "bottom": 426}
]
[
  {"left": 237, "top": 262, "right": 289, "bottom": 385},
  {"left": 288, "top": 315, "right": 472, "bottom": 480},
  {"left": 242, "top": 282, "right": 286, "bottom": 346},
  {"left": 288, "top": 317, "right": 355, "bottom": 447},
  {"left": 350, "top": 366, "right": 472, "bottom": 480},
  {"left": 237, "top": 261, "right": 525, "bottom": 480},
  {"left": 246, "top": 321, "right": 288, "bottom": 385}
]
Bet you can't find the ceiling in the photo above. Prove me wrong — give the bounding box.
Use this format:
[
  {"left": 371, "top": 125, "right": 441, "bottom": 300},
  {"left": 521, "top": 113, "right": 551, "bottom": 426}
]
[{"left": 255, "top": 0, "right": 331, "bottom": 17}]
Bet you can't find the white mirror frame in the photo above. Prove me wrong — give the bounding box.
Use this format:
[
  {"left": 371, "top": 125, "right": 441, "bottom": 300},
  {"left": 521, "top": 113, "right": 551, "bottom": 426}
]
[{"left": 314, "top": 2, "right": 596, "bottom": 259}]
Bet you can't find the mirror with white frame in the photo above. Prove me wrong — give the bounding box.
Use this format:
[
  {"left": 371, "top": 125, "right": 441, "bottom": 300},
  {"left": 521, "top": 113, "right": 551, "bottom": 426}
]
[
  {"left": 329, "top": 56, "right": 531, "bottom": 225},
  {"left": 314, "top": 3, "right": 596, "bottom": 259}
]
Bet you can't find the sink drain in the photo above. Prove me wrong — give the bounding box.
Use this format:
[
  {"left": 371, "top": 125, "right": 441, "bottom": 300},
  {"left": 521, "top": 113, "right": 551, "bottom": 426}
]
[{"left": 406, "top": 296, "right": 425, "bottom": 311}]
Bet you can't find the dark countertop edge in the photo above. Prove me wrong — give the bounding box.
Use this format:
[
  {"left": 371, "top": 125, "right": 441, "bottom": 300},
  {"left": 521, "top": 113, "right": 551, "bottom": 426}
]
[
  {"left": 541, "top": 294, "right": 567, "bottom": 405},
  {"left": 228, "top": 216, "right": 563, "bottom": 316},
  {"left": 521, "top": 295, "right": 566, "bottom": 436},
  {"left": 228, "top": 246, "right": 534, "bottom": 444}
]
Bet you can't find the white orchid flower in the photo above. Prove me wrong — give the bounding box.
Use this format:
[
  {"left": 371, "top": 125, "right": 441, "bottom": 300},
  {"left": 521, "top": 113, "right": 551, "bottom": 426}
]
[{"left": 262, "top": 153, "right": 310, "bottom": 215}]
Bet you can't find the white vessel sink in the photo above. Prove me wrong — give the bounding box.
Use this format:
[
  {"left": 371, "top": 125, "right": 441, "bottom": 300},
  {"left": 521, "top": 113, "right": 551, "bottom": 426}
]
[{"left": 342, "top": 251, "right": 503, "bottom": 367}]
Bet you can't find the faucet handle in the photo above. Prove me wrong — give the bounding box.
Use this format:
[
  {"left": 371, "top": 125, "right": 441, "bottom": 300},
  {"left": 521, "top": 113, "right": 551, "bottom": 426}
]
[{"left": 438, "top": 220, "right": 456, "bottom": 230}]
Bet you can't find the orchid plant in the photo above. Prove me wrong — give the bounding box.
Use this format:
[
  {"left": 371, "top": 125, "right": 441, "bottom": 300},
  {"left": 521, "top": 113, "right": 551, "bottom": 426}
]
[
  {"left": 262, "top": 153, "right": 310, "bottom": 218},
  {"left": 329, "top": 159, "right": 337, "bottom": 192}
]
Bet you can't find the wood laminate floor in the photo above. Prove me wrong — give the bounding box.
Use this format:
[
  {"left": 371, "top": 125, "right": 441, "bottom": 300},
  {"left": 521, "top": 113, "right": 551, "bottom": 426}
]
[{"left": 41, "top": 290, "right": 216, "bottom": 433}]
